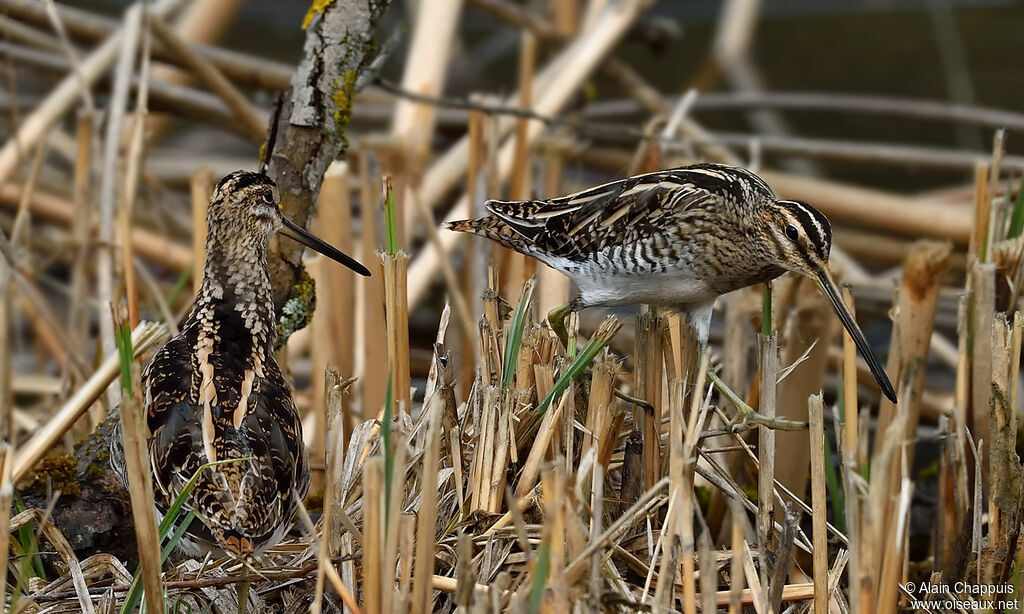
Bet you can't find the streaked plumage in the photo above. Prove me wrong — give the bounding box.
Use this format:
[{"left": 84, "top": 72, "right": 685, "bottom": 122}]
[
  {"left": 111, "top": 170, "right": 370, "bottom": 558},
  {"left": 448, "top": 162, "right": 896, "bottom": 403}
]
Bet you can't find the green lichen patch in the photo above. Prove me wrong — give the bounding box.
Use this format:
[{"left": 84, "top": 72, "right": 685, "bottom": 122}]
[
  {"left": 277, "top": 270, "right": 317, "bottom": 349},
  {"left": 331, "top": 69, "right": 358, "bottom": 143}
]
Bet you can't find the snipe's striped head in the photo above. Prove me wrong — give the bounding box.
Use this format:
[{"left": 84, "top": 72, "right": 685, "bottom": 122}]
[
  {"left": 211, "top": 170, "right": 371, "bottom": 277},
  {"left": 766, "top": 197, "right": 896, "bottom": 403}
]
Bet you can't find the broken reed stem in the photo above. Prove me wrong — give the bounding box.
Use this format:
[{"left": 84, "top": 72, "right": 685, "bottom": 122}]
[
  {"left": 808, "top": 394, "right": 828, "bottom": 614},
  {"left": 970, "top": 262, "right": 995, "bottom": 477},
  {"left": 411, "top": 394, "right": 444, "bottom": 614},
  {"left": 380, "top": 183, "right": 411, "bottom": 414},
  {"left": 113, "top": 310, "right": 164, "bottom": 614},
  {"left": 635, "top": 311, "right": 666, "bottom": 490},
  {"left": 362, "top": 456, "right": 385, "bottom": 614},
  {"left": 757, "top": 332, "right": 777, "bottom": 595},
  {"left": 728, "top": 498, "right": 746, "bottom": 614},
  {"left": 841, "top": 285, "right": 858, "bottom": 465},
  {"left": 357, "top": 154, "right": 387, "bottom": 418}
]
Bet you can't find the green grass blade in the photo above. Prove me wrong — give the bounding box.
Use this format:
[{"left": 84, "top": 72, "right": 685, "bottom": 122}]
[
  {"left": 823, "top": 430, "right": 845, "bottom": 533},
  {"left": 761, "top": 282, "right": 772, "bottom": 336},
  {"left": 536, "top": 318, "right": 621, "bottom": 415},
  {"left": 1008, "top": 175, "right": 1024, "bottom": 239},
  {"left": 114, "top": 318, "right": 134, "bottom": 395},
  {"left": 527, "top": 540, "right": 551, "bottom": 614},
  {"left": 383, "top": 178, "right": 398, "bottom": 255},
  {"left": 502, "top": 280, "right": 535, "bottom": 390}
]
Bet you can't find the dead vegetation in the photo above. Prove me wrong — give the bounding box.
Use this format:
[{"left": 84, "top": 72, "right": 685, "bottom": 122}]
[{"left": 3, "top": 0, "right": 1024, "bottom": 612}]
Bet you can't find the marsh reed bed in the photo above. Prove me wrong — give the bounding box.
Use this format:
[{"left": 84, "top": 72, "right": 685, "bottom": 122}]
[{"left": 5, "top": 0, "right": 1024, "bottom": 612}]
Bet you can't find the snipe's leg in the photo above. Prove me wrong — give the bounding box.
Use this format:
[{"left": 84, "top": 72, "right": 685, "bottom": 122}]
[
  {"left": 547, "top": 296, "right": 582, "bottom": 349},
  {"left": 614, "top": 388, "right": 655, "bottom": 414},
  {"left": 707, "top": 370, "right": 807, "bottom": 431}
]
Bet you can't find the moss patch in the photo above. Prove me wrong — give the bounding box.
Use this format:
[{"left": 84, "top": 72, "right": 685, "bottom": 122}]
[{"left": 30, "top": 456, "right": 81, "bottom": 497}]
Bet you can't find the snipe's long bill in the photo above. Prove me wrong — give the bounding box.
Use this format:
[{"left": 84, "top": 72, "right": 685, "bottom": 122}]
[
  {"left": 110, "top": 170, "right": 370, "bottom": 559},
  {"left": 446, "top": 162, "right": 897, "bottom": 404},
  {"left": 815, "top": 269, "right": 896, "bottom": 403}
]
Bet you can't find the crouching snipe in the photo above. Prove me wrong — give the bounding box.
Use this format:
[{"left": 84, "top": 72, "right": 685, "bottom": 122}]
[{"left": 447, "top": 162, "right": 896, "bottom": 408}]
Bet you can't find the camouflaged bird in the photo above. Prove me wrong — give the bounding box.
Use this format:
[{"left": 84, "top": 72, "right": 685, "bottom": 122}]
[
  {"left": 111, "top": 170, "right": 370, "bottom": 558},
  {"left": 448, "top": 162, "right": 896, "bottom": 403}
]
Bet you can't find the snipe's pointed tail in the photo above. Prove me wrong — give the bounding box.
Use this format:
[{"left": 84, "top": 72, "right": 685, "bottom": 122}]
[{"left": 445, "top": 217, "right": 537, "bottom": 254}]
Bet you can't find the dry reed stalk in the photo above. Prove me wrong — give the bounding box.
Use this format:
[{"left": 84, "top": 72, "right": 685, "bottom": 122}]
[
  {"left": 545, "top": 462, "right": 569, "bottom": 612},
  {"left": 406, "top": 0, "right": 654, "bottom": 309},
  {"left": 757, "top": 332, "right": 777, "bottom": 595},
  {"left": 12, "top": 321, "right": 165, "bottom": 481},
  {"left": 144, "top": 0, "right": 244, "bottom": 141},
  {"left": 0, "top": 183, "right": 193, "bottom": 270},
  {"left": 635, "top": 311, "right": 666, "bottom": 489},
  {"left": 381, "top": 248, "right": 411, "bottom": 415},
  {"left": 861, "top": 389, "right": 909, "bottom": 612},
  {"left": 582, "top": 356, "right": 617, "bottom": 459},
  {"left": 357, "top": 154, "right": 387, "bottom": 417},
  {"left": 412, "top": 394, "right": 444, "bottom": 614},
  {"left": 971, "top": 162, "right": 992, "bottom": 262},
  {"left": 396, "top": 513, "right": 415, "bottom": 612},
  {"left": 841, "top": 285, "right": 859, "bottom": 459},
  {"left": 312, "top": 368, "right": 342, "bottom": 614},
  {"left": 970, "top": 262, "right": 995, "bottom": 476},
  {"left": 808, "top": 394, "right": 828, "bottom": 614},
  {"left": 988, "top": 313, "right": 1021, "bottom": 566},
  {"left": 728, "top": 498, "right": 746, "bottom": 614},
  {"left": 681, "top": 352, "right": 711, "bottom": 614},
  {"left": 114, "top": 312, "right": 164, "bottom": 614},
  {"left": 363, "top": 455, "right": 385, "bottom": 614}
]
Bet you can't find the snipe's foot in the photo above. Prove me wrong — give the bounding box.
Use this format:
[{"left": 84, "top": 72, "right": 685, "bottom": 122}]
[
  {"left": 707, "top": 370, "right": 808, "bottom": 432},
  {"left": 547, "top": 304, "right": 571, "bottom": 349}
]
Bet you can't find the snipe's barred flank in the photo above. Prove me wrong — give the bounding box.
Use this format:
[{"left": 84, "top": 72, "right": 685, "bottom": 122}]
[
  {"left": 110, "top": 170, "right": 370, "bottom": 559},
  {"left": 447, "top": 162, "right": 897, "bottom": 404}
]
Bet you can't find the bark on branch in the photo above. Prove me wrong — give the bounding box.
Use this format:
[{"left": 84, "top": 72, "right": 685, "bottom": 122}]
[{"left": 265, "top": 0, "right": 391, "bottom": 331}]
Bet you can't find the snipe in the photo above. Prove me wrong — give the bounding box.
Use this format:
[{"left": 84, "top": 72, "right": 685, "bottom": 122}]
[
  {"left": 111, "top": 170, "right": 370, "bottom": 558},
  {"left": 448, "top": 162, "right": 896, "bottom": 404}
]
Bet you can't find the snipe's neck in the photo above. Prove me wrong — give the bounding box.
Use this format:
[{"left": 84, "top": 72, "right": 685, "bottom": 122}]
[{"left": 191, "top": 228, "right": 277, "bottom": 351}]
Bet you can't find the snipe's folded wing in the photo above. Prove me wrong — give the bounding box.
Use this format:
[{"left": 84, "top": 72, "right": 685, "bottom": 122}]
[{"left": 485, "top": 169, "right": 721, "bottom": 262}]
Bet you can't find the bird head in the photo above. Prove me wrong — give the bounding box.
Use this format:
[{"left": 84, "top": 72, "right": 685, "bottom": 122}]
[
  {"left": 767, "top": 199, "right": 897, "bottom": 403},
  {"left": 209, "top": 170, "right": 370, "bottom": 277}
]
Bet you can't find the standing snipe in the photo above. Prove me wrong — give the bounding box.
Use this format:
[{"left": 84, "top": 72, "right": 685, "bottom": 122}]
[
  {"left": 447, "top": 162, "right": 896, "bottom": 403},
  {"left": 111, "top": 170, "right": 370, "bottom": 558}
]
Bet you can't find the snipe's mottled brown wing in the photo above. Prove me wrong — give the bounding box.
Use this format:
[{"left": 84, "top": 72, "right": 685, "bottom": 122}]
[{"left": 482, "top": 168, "right": 725, "bottom": 262}]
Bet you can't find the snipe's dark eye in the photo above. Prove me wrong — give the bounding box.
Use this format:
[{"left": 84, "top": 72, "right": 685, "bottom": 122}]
[
  {"left": 785, "top": 224, "right": 799, "bottom": 241},
  {"left": 261, "top": 188, "right": 275, "bottom": 205}
]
